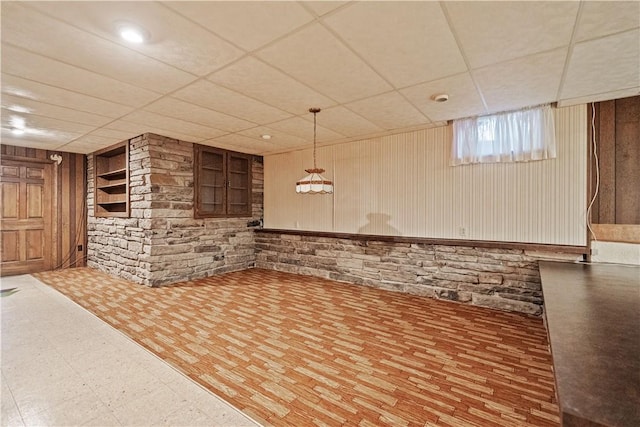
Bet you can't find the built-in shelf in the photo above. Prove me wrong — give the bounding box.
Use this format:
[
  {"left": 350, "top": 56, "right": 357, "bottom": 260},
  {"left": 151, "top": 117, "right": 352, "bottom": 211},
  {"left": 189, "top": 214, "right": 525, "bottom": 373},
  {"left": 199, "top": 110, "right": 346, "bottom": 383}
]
[
  {"left": 97, "top": 168, "right": 127, "bottom": 179},
  {"left": 94, "top": 141, "right": 129, "bottom": 218}
]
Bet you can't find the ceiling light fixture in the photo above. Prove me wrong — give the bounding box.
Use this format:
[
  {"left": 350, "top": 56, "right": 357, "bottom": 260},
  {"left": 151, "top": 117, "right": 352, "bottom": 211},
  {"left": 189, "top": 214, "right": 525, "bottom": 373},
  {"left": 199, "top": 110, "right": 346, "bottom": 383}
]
[
  {"left": 117, "top": 22, "right": 148, "bottom": 44},
  {"left": 11, "top": 128, "right": 25, "bottom": 135},
  {"left": 261, "top": 134, "right": 272, "bottom": 140},
  {"left": 296, "top": 108, "right": 333, "bottom": 195}
]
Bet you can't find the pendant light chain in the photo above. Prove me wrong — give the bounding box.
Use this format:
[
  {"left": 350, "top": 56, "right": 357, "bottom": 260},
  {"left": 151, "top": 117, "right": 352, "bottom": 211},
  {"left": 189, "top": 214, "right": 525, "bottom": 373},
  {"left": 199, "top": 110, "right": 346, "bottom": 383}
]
[{"left": 313, "top": 109, "right": 317, "bottom": 170}]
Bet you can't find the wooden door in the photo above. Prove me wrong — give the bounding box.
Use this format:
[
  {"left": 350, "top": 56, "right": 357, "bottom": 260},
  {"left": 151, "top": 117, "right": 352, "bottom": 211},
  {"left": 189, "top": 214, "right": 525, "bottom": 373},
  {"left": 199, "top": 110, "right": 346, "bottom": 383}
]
[{"left": 1, "top": 160, "right": 53, "bottom": 276}]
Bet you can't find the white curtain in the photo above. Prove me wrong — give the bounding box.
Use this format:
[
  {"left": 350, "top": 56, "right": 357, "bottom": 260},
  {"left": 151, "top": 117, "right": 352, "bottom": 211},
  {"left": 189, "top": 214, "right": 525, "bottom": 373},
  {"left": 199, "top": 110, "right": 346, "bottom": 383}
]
[{"left": 451, "top": 104, "right": 557, "bottom": 166}]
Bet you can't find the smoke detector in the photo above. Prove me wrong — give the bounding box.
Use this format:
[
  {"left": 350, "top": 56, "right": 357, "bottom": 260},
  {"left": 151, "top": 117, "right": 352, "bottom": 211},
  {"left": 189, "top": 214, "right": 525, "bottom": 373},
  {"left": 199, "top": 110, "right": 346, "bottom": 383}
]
[{"left": 432, "top": 93, "right": 449, "bottom": 103}]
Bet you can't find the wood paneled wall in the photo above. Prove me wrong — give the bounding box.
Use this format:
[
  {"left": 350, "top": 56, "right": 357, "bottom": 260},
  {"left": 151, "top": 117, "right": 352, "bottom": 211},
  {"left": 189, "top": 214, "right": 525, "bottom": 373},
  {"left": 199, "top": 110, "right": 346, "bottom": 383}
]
[
  {"left": 1, "top": 144, "right": 87, "bottom": 268},
  {"left": 589, "top": 96, "right": 640, "bottom": 243}
]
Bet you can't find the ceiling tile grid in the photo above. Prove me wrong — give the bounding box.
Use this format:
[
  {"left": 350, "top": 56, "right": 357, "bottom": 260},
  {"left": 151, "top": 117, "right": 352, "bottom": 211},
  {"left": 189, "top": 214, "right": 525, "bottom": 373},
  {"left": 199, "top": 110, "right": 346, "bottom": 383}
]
[{"left": 1, "top": 1, "right": 638, "bottom": 154}]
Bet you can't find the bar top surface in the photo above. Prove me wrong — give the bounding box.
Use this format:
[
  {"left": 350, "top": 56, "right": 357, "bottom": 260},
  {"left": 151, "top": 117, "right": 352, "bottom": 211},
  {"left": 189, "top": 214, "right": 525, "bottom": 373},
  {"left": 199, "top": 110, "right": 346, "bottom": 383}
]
[{"left": 539, "top": 261, "right": 640, "bottom": 427}]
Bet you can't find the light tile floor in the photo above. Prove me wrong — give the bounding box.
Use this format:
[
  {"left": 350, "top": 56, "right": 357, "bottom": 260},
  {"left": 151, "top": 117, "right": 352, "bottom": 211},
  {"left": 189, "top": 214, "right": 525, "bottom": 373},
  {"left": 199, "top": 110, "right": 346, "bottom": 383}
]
[{"left": 0, "top": 274, "right": 258, "bottom": 427}]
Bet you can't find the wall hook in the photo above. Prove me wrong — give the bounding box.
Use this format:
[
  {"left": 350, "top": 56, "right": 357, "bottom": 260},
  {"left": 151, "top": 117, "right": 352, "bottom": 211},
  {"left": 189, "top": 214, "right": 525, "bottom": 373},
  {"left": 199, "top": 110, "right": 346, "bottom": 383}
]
[{"left": 50, "top": 154, "right": 63, "bottom": 165}]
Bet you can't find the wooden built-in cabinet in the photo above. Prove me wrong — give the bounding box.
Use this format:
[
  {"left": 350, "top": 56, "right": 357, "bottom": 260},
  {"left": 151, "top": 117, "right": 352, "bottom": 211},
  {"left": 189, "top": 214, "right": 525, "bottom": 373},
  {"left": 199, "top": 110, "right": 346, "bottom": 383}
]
[
  {"left": 194, "top": 145, "right": 252, "bottom": 218},
  {"left": 94, "top": 141, "right": 129, "bottom": 217}
]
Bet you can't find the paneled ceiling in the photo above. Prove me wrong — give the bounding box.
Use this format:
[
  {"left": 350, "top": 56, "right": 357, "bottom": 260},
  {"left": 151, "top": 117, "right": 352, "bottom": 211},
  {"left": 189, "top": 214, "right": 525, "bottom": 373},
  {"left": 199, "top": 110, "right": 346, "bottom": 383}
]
[{"left": 1, "top": 1, "right": 639, "bottom": 155}]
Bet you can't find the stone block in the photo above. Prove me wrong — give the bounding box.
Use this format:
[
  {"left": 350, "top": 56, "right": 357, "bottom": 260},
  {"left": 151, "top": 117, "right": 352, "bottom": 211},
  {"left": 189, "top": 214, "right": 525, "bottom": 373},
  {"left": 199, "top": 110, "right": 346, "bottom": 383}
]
[
  {"left": 380, "top": 270, "right": 416, "bottom": 283},
  {"left": 337, "top": 258, "right": 364, "bottom": 270},
  {"left": 472, "top": 294, "right": 542, "bottom": 316},
  {"left": 479, "top": 274, "right": 503, "bottom": 284},
  {"left": 403, "top": 284, "right": 437, "bottom": 298},
  {"left": 433, "top": 272, "right": 478, "bottom": 283},
  {"left": 128, "top": 241, "right": 143, "bottom": 253},
  {"left": 151, "top": 244, "right": 193, "bottom": 256}
]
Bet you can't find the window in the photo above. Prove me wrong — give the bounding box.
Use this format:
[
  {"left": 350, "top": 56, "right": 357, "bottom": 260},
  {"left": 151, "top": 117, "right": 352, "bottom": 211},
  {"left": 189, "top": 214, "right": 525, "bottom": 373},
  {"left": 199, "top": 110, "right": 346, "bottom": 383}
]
[
  {"left": 194, "top": 145, "right": 252, "bottom": 218},
  {"left": 451, "top": 104, "right": 556, "bottom": 165}
]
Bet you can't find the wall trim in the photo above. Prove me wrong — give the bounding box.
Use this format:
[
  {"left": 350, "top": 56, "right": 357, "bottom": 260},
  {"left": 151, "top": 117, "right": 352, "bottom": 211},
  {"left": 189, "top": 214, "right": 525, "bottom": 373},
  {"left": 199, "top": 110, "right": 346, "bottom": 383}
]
[{"left": 258, "top": 228, "right": 588, "bottom": 255}]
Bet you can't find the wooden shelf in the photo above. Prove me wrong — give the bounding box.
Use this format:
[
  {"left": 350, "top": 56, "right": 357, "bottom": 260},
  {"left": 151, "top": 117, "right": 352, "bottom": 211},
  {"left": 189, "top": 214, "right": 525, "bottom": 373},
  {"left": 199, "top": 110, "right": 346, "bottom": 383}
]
[
  {"left": 97, "top": 168, "right": 127, "bottom": 179},
  {"left": 94, "top": 141, "right": 129, "bottom": 218}
]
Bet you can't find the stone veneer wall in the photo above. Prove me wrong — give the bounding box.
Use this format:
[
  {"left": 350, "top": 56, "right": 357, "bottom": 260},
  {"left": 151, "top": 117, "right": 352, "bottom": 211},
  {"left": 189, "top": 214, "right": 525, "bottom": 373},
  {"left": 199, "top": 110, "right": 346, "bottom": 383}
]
[
  {"left": 87, "top": 133, "right": 263, "bottom": 286},
  {"left": 255, "top": 231, "right": 582, "bottom": 315}
]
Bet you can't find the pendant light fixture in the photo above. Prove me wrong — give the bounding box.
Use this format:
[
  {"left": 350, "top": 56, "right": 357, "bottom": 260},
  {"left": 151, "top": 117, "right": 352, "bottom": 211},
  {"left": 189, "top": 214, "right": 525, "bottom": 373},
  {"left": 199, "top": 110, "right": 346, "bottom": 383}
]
[{"left": 296, "top": 108, "right": 334, "bottom": 194}]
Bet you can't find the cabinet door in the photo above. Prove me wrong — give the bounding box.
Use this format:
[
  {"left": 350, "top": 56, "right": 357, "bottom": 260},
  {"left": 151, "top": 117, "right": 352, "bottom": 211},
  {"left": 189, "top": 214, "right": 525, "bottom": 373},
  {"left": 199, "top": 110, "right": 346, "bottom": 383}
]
[
  {"left": 196, "top": 147, "right": 226, "bottom": 217},
  {"left": 227, "top": 153, "right": 251, "bottom": 216}
]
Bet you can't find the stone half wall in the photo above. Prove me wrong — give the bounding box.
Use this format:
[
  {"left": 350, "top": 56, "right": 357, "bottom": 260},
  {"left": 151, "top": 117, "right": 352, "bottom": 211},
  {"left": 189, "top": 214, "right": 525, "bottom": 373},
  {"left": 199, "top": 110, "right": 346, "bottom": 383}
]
[
  {"left": 255, "top": 231, "right": 582, "bottom": 315},
  {"left": 87, "top": 133, "right": 264, "bottom": 286}
]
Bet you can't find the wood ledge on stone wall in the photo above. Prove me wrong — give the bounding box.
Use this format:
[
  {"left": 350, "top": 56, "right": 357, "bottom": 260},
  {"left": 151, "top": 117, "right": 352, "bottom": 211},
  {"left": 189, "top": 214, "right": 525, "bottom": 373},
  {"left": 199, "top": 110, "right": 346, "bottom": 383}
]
[{"left": 257, "top": 229, "right": 588, "bottom": 255}]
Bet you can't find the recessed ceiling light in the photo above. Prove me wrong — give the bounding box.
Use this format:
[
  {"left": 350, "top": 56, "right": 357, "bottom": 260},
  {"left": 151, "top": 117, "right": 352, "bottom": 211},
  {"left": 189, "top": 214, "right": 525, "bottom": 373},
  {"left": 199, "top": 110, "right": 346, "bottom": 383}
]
[
  {"left": 261, "top": 134, "right": 272, "bottom": 140},
  {"left": 10, "top": 116, "right": 26, "bottom": 129},
  {"left": 432, "top": 93, "right": 449, "bottom": 103},
  {"left": 11, "top": 128, "right": 25, "bottom": 135},
  {"left": 116, "top": 23, "right": 148, "bottom": 44}
]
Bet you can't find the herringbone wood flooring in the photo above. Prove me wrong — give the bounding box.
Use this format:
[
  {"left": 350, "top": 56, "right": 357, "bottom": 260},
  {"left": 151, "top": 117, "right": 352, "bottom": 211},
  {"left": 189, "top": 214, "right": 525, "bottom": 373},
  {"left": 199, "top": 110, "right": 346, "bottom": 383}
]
[{"left": 34, "top": 268, "right": 559, "bottom": 426}]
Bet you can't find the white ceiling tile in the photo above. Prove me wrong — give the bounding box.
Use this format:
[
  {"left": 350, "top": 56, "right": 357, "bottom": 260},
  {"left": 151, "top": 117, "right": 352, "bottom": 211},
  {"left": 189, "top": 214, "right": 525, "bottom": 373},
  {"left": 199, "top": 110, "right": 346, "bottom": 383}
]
[
  {"left": 144, "top": 97, "right": 254, "bottom": 133},
  {"left": 312, "top": 106, "right": 383, "bottom": 137},
  {"left": 401, "top": 73, "right": 487, "bottom": 121},
  {"left": 64, "top": 134, "right": 119, "bottom": 147},
  {"left": 304, "top": 2, "right": 349, "bottom": 17},
  {"left": 1, "top": 94, "right": 113, "bottom": 128},
  {"left": 2, "top": 3, "right": 196, "bottom": 91},
  {"left": 576, "top": 1, "right": 640, "bottom": 42},
  {"left": 256, "top": 23, "right": 392, "bottom": 103},
  {"left": 53, "top": 143, "right": 98, "bottom": 154},
  {"left": 89, "top": 127, "right": 140, "bottom": 141},
  {"left": 1, "top": 112, "right": 95, "bottom": 135},
  {"left": 561, "top": 29, "right": 640, "bottom": 100},
  {"left": 1, "top": 74, "right": 134, "bottom": 119},
  {"left": 0, "top": 134, "right": 62, "bottom": 150},
  {"left": 208, "top": 57, "right": 336, "bottom": 114},
  {"left": 209, "top": 133, "right": 270, "bottom": 154},
  {"left": 2, "top": 45, "right": 160, "bottom": 107},
  {"left": 446, "top": 2, "right": 579, "bottom": 69},
  {"left": 119, "top": 123, "right": 207, "bottom": 143},
  {"left": 163, "top": 1, "right": 314, "bottom": 51},
  {"left": 1, "top": 118, "right": 89, "bottom": 146},
  {"left": 122, "top": 111, "right": 227, "bottom": 140},
  {"left": 266, "top": 116, "right": 345, "bottom": 143},
  {"left": 473, "top": 49, "right": 567, "bottom": 113},
  {"left": 237, "top": 126, "right": 307, "bottom": 148},
  {"left": 173, "top": 80, "right": 292, "bottom": 124},
  {"left": 56, "top": 134, "right": 122, "bottom": 154},
  {"left": 346, "top": 92, "right": 429, "bottom": 130},
  {"left": 96, "top": 120, "right": 202, "bottom": 144},
  {"left": 558, "top": 87, "right": 640, "bottom": 108},
  {"left": 26, "top": 1, "right": 243, "bottom": 76},
  {"left": 325, "top": 2, "right": 466, "bottom": 88}
]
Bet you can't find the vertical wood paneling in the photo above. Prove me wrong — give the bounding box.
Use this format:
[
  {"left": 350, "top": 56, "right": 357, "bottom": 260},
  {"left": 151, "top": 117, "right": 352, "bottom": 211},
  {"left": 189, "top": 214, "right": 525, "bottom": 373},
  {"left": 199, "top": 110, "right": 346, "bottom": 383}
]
[
  {"left": 590, "top": 95, "right": 640, "bottom": 228},
  {"left": 598, "top": 101, "right": 617, "bottom": 223},
  {"left": 0, "top": 144, "right": 87, "bottom": 268},
  {"left": 264, "top": 105, "right": 587, "bottom": 246},
  {"left": 615, "top": 96, "right": 640, "bottom": 224}
]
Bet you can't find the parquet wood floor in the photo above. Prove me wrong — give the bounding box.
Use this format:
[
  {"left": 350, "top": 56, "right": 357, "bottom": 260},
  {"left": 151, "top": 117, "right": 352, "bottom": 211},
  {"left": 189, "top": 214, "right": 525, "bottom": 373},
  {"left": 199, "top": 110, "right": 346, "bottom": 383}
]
[{"left": 34, "top": 268, "right": 559, "bottom": 427}]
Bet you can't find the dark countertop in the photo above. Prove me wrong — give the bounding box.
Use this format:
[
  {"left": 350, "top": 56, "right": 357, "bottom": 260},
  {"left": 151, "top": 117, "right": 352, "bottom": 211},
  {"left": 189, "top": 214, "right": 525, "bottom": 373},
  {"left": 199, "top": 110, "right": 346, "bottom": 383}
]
[{"left": 539, "top": 261, "right": 640, "bottom": 427}]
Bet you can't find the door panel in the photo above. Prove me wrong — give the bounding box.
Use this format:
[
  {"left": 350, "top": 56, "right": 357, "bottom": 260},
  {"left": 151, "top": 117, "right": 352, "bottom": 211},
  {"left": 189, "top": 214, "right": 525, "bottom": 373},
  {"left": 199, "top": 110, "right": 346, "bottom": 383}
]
[
  {"left": 0, "top": 160, "right": 53, "bottom": 276},
  {"left": 1, "top": 231, "right": 18, "bottom": 262},
  {"left": 26, "top": 230, "right": 44, "bottom": 260},
  {"left": 1, "top": 166, "right": 18, "bottom": 177},
  {"left": 26, "top": 168, "right": 43, "bottom": 179},
  {"left": 2, "top": 182, "right": 18, "bottom": 218},
  {"left": 27, "top": 183, "right": 43, "bottom": 218}
]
